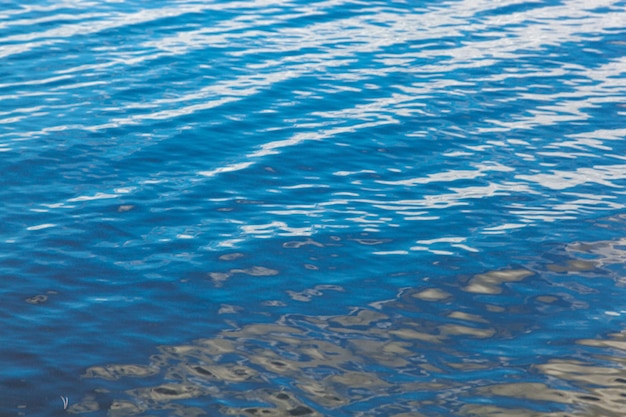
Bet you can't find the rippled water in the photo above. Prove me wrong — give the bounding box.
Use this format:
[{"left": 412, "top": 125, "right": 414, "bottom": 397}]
[{"left": 2, "top": 0, "right": 626, "bottom": 416}]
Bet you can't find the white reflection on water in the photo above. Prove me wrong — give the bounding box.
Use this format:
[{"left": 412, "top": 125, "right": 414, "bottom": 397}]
[
  {"left": 3, "top": 0, "right": 625, "bottom": 246},
  {"left": 516, "top": 164, "right": 626, "bottom": 191}
]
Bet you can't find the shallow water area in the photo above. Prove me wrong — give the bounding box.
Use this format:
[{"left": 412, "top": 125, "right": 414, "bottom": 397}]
[{"left": 2, "top": 0, "right": 626, "bottom": 416}]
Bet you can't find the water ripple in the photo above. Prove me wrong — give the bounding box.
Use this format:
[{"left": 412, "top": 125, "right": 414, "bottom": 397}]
[{"left": 2, "top": 0, "right": 626, "bottom": 415}]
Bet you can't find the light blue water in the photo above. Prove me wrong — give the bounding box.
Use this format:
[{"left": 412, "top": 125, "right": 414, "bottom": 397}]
[{"left": 2, "top": 0, "right": 626, "bottom": 416}]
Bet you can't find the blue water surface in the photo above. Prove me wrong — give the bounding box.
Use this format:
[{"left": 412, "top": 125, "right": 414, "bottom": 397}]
[{"left": 2, "top": 0, "right": 626, "bottom": 416}]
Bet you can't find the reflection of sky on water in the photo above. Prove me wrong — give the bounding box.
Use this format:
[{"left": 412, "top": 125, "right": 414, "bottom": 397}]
[
  {"left": 69, "top": 231, "right": 626, "bottom": 417},
  {"left": 5, "top": 0, "right": 626, "bottom": 255}
]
